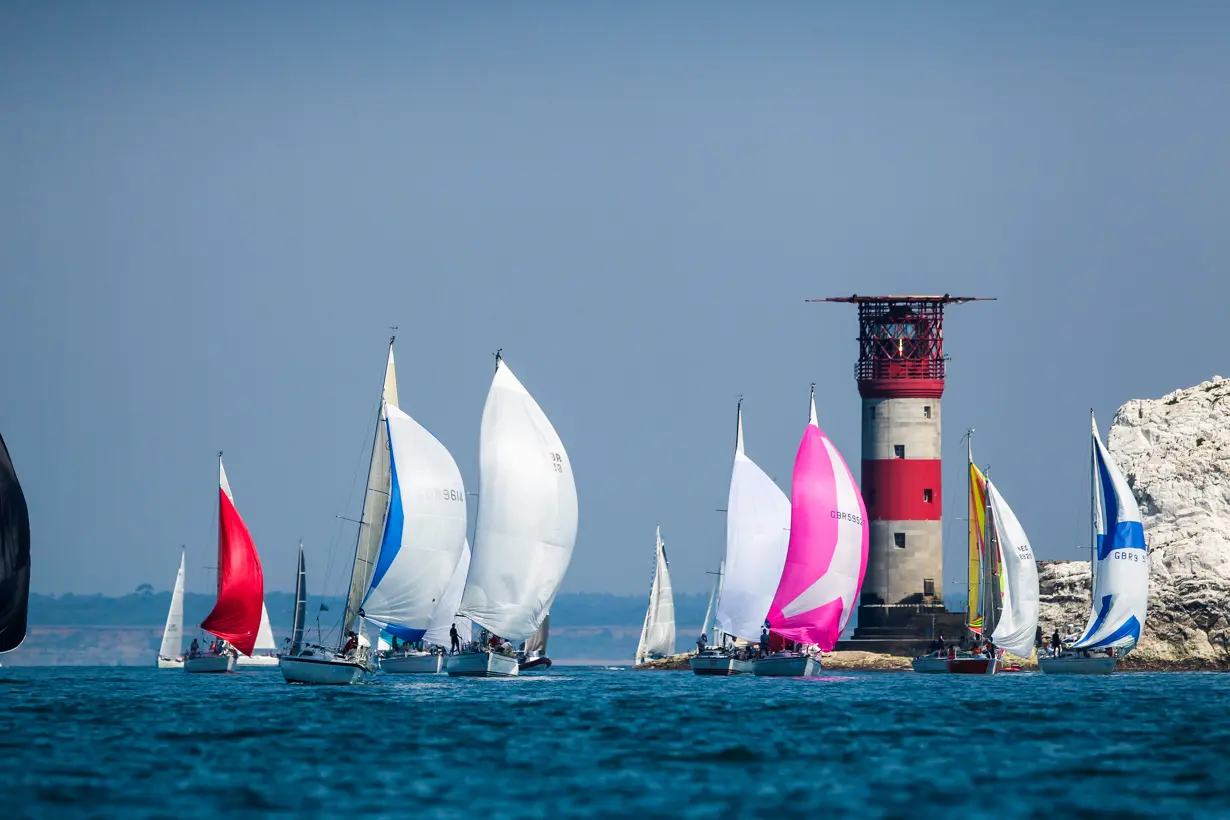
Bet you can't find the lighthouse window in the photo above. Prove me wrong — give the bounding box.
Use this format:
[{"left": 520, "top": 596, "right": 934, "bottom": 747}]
[
  {"left": 924, "top": 578, "right": 936, "bottom": 597},
  {"left": 923, "top": 405, "right": 932, "bottom": 419},
  {"left": 894, "top": 532, "right": 906, "bottom": 549},
  {"left": 894, "top": 445, "right": 905, "bottom": 459},
  {"left": 923, "top": 488, "right": 934, "bottom": 503}
]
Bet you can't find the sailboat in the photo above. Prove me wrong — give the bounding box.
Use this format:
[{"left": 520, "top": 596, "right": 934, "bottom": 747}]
[
  {"left": 695, "top": 560, "right": 722, "bottom": 652},
  {"left": 449, "top": 353, "right": 578, "bottom": 678},
  {"left": 284, "top": 339, "right": 470, "bottom": 684},
  {"left": 635, "top": 526, "right": 676, "bottom": 665},
  {"left": 518, "top": 613, "right": 552, "bottom": 671},
  {"left": 757, "top": 386, "right": 868, "bottom": 677},
  {"left": 186, "top": 454, "right": 266, "bottom": 674},
  {"left": 156, "top": 550, "right": 186, "bottom": 668},
  {"left": 1040, "top": 413, "right": 1147, "bottom": 675},
  {"left": 0, "top": 432, "right": 31, "bottom": 663},
  {"left": 692, "top": 401, "right": 791, "bottom": 676},
  {"left": 236, "top": 604, "right": 279, "bottom": 667}
]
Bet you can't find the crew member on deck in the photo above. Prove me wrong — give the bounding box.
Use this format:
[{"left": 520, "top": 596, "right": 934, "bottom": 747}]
[
  {"left": 449, "top": 623, "right": 461, "bottom": 654},
  {"left": 342, "top": 631, "right": 358, "bottom": 655}
]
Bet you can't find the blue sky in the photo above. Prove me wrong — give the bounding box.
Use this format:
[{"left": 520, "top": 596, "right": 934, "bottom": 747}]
[{"left": 2, "top": 3, "right": 1227, "bottom": 599}]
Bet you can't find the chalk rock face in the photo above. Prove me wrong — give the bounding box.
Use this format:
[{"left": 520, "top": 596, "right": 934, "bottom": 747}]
[{"left": 1037, "top": 377, "right": 1230, "bottom": 668}]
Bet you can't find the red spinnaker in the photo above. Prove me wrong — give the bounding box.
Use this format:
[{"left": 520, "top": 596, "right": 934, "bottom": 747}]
[{"left": 201, "top": 467, "right": 264, "bottom": 656}]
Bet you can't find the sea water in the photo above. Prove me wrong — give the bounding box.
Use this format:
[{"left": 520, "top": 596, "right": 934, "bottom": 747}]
[{"left": 2, "top": 666, "right": 1227, "bottom": 819}]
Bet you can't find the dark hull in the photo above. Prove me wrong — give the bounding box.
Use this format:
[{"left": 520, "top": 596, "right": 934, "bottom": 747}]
[{"left": 519, "top": 656, "right": 552, "bottom": 671}]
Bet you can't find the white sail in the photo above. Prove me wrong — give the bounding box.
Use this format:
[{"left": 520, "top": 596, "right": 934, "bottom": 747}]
[
  {"left": 700, "top": 561, "right": 721, "bottom": 643},
  {"left": 159, "top": 550, "right": 185, "bottom": 659},
  {"left": 344, "top": 341, "right": 399, "bottom": 635},
  {"left": 636, "top": 526, "right": 676, "bottom": 662},
  {"left": 715, "top": 404, "right": 791, "bottom": 643},
  {"left": 424, "top": 540, "right": 473, "bottom": 647},
  {"left": 458, "top": 358, "right": 578, "bottom": 642},
  {"left": 986, "top": 478, "right": 1039, "bottom": 659},
  {"left": 361, "top": 404, "right": 468, "bottom": 639},
  {"left": 1073, "top": 415, "right": 1149, "bottom": 652},
  {"left": 523, "top": 614, "right": 550, "bottom": 656},
  {"left": 254, "top": 604, "right": 276, "bottom": 651}
]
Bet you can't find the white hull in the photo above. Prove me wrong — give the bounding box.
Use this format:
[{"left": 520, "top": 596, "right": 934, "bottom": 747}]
[
  {"left": 690, "top": 653, "right": 753, "bottom": 676},
  {"left": 446, "top": 650, "right": 519, "bottom": 678},
  {"left": 382, "top": 652, "right": 445, "bottom": 674},
  {"left": 156, "top": 656, "right": 184, "bottom": 669},
  {"left": 752, "top": 653, "right": 821, "bottom": 677},
  {"left": 279, "top": 653, "right": 370, "bottom": 685},
  {"left": 236, "top": 654, "right": 280, "bottom": 668},
  {"left": 911, "top": 656, "right": 951, "bottom": 674},
  {"left": 1039, "top": 655, "right": 1118, "bottom": 675},
  {"left": 184, "top": 655, "right": 236, "bottom": 674}
]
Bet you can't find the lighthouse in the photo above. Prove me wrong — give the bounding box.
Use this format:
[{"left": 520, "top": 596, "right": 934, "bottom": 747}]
[{"left": 817, "top": 294, "right": 992, "bottom": 652}]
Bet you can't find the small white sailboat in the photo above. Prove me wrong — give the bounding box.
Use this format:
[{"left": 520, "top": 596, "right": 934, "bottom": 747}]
[
  {"left": 692, "top": 401, "right": 790, "bottom": 677},
  {"left": 1040, "top": 413, "right": 1147, "bottom": 675},
  {"left": 518, "top": 613, "right": 551, "bottom": 671},
  {"left": 282, "top": 340, "right": 400, "bottom": 685},
  {"left": 156, "top": 550, "right": 186, "bottom": 668},
  {"left": 450, "top": 353, "right": 578, "bottom": 678},
  {"left": 635, "top": 526, "right": 676, "bottom": 665},
  {"left": 186, "top": 454, "right": 266, "bottom": 674},
  {"left": 235, "top": 604, "right": 279, "bottom": 668}
]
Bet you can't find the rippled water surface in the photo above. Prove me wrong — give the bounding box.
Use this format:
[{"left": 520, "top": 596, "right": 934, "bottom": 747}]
[{"left": 2, "top": 666, "right": 1227, "bottom": 818}]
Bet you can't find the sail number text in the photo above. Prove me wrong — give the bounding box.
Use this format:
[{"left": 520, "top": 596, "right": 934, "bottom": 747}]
[
  {"left": 831, "top": 510, "right": 863, "bottom": 526},
  {"left": 549, "top": 452, "right": 564, "bottom": 473},
  {"left": 1110, "top": 550, "right": 1145, "bottom": 563}
]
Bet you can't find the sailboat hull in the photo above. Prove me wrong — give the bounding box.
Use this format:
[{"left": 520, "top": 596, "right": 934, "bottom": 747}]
[
  {"left": 1039, "top": 655, "right": 1117, "bottom": 675},
  {"left": 752, "top": 653, "right": 821, "bottom": 677},
  {"left": 279, "top": 653, "right": 370, "bottom": 685},
  {"left": 519, "top": 655, "right": 552, "bottom": 672},
  {"left": 947, "top": 656, "right": 998, "bottom": 675},
  {"left": 446, "top": 650, "right": 519, "bottom": 678},
  {"left": 156, "top": 656, "right": 184, "bottom": 669},
  {"left": 236, "top": 653, "right": 280, "bottom": 669},
  {"left": 910, "top": 656, "right": 951, "bottom": 673},
  {"left": 690, "top": 653, "right": 753, "bottom": 676},
  {"left": 382, "top": 652, "right": 445, "bottom": 674},
  {"left": 184, "top": 655, "right": 236, "bottom": 674}
]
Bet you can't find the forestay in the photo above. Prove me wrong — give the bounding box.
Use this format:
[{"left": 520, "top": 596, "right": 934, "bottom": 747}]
[
  {"left": 986, "top": 478, "right": 1039, "bottom": 659},
  {"left": 459, "top": 359, "right": 578, "bottom": 642},
  {"left": 636, "top": 526, "right": 676, "bottom": 662},
  {"left": 715, "top": 404, "right": 791, "bottom": 643},
  {"left": 1073, "top": 415, "right": 1149, "bottom": 652},
  {"left": 767, "top": 390, "right": 869, "bottom": 651},
  {"left": 159, "top": 550, "right": 186, "bottom": 659},
  {"left": 362, "top": 404, "right": 468, "bottom": 641}
]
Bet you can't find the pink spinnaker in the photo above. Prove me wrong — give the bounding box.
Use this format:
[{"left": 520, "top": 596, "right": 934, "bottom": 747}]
[{"left": 765, "top": 392, "right": 869, "bottom": 652}]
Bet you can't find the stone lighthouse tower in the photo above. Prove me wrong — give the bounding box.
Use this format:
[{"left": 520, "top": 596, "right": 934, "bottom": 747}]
[{"left": 819, "top": 295, "right": 992, "bottom": 653}]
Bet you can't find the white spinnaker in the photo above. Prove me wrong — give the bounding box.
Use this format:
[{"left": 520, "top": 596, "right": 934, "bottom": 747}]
[
  {"left": 986, "top": 479, "right": 1040, "bottom": 659},
  {"left": 159, "top": 551, "right": 185, "bottom": 658},
  {"left": 459, "top": 360, "right": 578, "bottom": 642},
  {"left": 344, "top": 343, "right": 399, "bottom": 635},
  {"left": 361, "top": 404, "right": 468, "bottom": 636},
  {"left": 254, "top": 604, "right": 276, "bottom": 651},
  {"left": 424, "top": 540, "right": 473, "bottom": 647},
  {"left": 715, "top": 407, "right": 791, "bottom": 643},
  {"left": 637, "top": 527, "right": 676, "bottom": 661}
]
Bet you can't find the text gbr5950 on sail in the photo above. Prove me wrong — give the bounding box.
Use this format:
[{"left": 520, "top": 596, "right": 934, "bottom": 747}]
[{"left": 449, "top": 354, "right": 578, "bottom": 678}]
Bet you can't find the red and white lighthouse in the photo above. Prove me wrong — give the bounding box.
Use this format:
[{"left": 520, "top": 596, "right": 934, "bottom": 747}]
[{"left": 819, "top": 295, "right": 991, "bottom": 642}]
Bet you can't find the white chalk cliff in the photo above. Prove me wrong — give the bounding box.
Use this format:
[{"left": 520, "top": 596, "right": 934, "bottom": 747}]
[{"left": 1038, "top": 377, "right": 1230, "bottom": 668}]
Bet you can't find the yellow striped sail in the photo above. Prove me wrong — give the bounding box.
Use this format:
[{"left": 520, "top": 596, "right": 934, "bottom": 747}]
[{"left": 968, "top": 460, "right": 988, "bottom": 632}]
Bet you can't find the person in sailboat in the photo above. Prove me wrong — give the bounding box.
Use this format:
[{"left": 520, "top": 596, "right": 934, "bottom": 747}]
[
  {"left": 759, "top": 624, "right": 771, "bottom": 658},
  {"left": 449, "top": 623, "right": 460, "bottom": 654},
  {"left": 697, "top": 633, "right": 706, "bottom": 654},
  {"left": 342, "top": 631, "right": 359, "bottom": 656},
  {"left": 1050, "top": 629, "right": 1062, "bottom": 657},
  {"left": 189, "top": 638, "right": 200, "bottom": 658}
]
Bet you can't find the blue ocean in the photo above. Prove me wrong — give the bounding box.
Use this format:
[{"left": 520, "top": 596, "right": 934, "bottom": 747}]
[{"left": 2, "top": 667, "right": 1226, "bottom": 819}]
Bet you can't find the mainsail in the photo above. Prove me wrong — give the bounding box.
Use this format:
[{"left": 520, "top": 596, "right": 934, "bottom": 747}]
[
  {"left": 986, "top": 478, "right": 1039, "bottom": 659},
  {"left": 424, "top": 540, "right": 472, "bottom": 647},
  {"left": 159, "top": 550, "right": 186, "bottom": 660},
  {"left": 0, "top": 431, "right": 31, "bottom": 654},
  {"left": 636, "top": 525, "right": 676, "bottom": 662},
  {"left": 201, "top": 455, "right": 265, "bottom": 656},
  {"left": 458, "top": 356, "right": 578, "bottom": 642},
  {"left": 1073, "top": 414, "right": 1149, "bottom": 652},
  {"left": 700, "top": 562, "right": 721, "bottom": 644},
  {"left": 289, "top": 544, "right": 307, "bottom": 655},
  {"left": 714, "top": 402, "right": 791, "bottom": 643},
  {"left": 361, "top": 404, "right": 468, "bottom": 641},
  {"left": 343, "top": 340, "right": 399, "bottom": 636},
  {"left": 254, "top": 605, "right": 276, "bottom": 651},
  {"left": 766, "top": 388, "right": 869, "bottom": 651}
]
